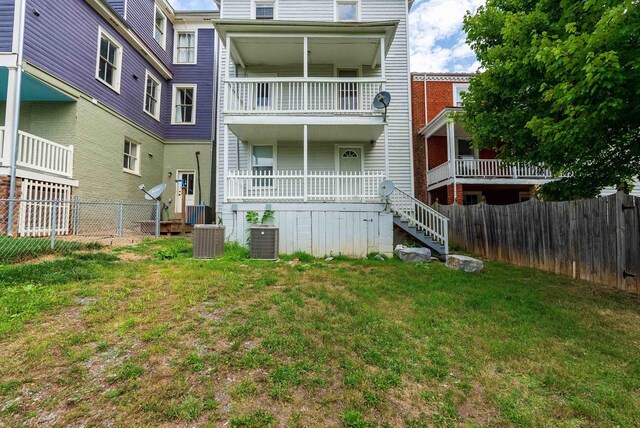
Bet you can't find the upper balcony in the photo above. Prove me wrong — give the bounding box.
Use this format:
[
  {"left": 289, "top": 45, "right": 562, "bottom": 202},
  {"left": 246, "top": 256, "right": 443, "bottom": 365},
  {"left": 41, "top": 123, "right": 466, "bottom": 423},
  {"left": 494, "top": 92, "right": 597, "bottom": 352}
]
[{"left": 216, "top": 19, "right": 397, "bottom": 131}]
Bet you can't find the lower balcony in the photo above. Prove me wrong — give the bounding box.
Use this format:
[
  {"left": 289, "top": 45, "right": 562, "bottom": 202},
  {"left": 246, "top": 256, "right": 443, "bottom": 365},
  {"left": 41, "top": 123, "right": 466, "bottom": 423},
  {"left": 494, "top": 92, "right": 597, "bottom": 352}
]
[
  {"left": 226, "top": 170, "right": 386, "bottom": 203},
  {"left": 427, "top": 159, "right": 554, "bottom": 189},
  {"left": 0, "top": 126, "right": 74, "bottom": 179}
]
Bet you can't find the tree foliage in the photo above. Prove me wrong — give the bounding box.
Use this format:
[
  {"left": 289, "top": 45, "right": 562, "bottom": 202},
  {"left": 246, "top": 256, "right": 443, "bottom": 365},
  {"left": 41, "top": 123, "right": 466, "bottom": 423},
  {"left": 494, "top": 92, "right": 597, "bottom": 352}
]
[{"left": 462, "top": 0, "right": 640, "bottom": 199}]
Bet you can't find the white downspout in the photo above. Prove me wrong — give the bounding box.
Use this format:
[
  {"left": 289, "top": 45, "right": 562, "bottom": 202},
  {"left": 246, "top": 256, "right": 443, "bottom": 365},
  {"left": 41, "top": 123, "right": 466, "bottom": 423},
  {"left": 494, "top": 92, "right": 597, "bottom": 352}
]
[{"left": 7, "top": 0, "right": 27, "bottom": 236}]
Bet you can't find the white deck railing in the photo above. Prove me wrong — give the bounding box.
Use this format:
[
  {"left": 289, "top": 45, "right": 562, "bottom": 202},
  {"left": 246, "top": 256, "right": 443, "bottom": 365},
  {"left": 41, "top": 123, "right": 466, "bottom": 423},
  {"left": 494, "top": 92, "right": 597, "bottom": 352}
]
[
  {"left": 224, "top": 78, "right": 384, "bottom": 114},
  {"left": 0, "top": 127, "right": 75, "bottom": 178},
  {"left": 226, "top": 170, "right": 386, "bottom": 202},
  {"left": 389, "top": 187, "right": 449, "bottom": 253},
  {"left": 427, "top": 159, "right": 554, "bottom": 185}
]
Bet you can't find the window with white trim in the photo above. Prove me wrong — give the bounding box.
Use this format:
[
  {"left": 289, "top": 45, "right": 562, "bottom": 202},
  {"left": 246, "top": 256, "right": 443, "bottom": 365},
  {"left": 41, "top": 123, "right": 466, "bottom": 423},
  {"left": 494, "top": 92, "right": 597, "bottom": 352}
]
[
  {"left": 251, "top": 144, "right": 276, "bottom": 186},
  {"left": 96, "top": 28, "right": 123, "bottom": 92},
  {"left": 144, "top": 71, "right": 161, "bottom": 120},
  {"left": 172, "top": 85, "right": 197, "bottom": 125},
  {"left": 336, "top": 0, "right": 359, "bottom": 21},
  {"left": 453, "top": 83, "right": 469, "bottom": 107},
  {"left": 252, "top": 0, "right": 276, "bottom": 19},
  {"left": 123, "top": 139, "right": 140, "bottom": 174},
  {"left": 154, "top": 3, "right": 167, "bottom": 49},
  {"left": 175, "top": 31, "right": 197, "bottom": 64}
]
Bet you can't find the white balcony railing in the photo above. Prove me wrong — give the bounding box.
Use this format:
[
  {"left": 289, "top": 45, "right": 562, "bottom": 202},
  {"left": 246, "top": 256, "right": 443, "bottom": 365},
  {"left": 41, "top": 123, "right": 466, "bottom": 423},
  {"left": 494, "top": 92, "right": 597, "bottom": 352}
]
[
  {"left": 16, "top": 130, "right": 74, "bottom": 178},
  {"left": 226, "top": 170, "right": 386, "bottom": 202},
  {"left": 224, "top": 78, "right": 384, "bottom": 115},
  {"left": 427, "top": 159, "right": 554, "bottom": 185}
]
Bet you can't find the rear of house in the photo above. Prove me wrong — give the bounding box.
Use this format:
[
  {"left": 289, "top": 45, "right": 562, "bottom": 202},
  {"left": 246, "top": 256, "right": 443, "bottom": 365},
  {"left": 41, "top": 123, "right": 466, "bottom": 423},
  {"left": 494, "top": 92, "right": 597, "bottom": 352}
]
[
  {"left": 0, "top": 0, "right": 218, "bottom": 237},
  {"left": 215, "top": 0, "right": 416, "bottom": 256},
  {"left": 411, "top": 73, "right": 557, "bottom": 206}
]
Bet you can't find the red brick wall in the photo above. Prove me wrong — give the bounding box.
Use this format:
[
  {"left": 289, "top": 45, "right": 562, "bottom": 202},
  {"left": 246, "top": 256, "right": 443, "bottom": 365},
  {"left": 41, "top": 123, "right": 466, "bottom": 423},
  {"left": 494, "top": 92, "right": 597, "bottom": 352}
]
[
  {"left": 426, "top": 81, "right": 454, "bottom": 122},
  {"left": 411, "top": 80, "right": 428, "bottom": 202},
  {"left": 427, "top": 136, "right": 448, "bottom": 169},
  {"left": 0, "top": 175, "right": 23, "bottom": 236}
]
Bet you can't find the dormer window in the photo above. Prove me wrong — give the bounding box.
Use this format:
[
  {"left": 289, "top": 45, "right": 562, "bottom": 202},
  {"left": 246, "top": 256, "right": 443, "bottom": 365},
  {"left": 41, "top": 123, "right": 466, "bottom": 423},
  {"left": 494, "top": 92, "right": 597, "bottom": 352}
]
[
  {"left": 154, "top": 4, "right": 167, "bottom": 49},
  {"left": 336, "top": 0, "right": 359, "bottom": 22},
  {"left": 253, "top": 0, "right": 275, "bottom": 19}
]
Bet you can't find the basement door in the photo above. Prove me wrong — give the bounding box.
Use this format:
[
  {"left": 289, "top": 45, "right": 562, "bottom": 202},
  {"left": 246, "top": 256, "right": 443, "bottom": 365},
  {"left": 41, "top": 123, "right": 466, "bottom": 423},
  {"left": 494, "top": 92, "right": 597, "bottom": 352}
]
[{"left": 175, "top": 170, "right": 196, "bottom": 214}]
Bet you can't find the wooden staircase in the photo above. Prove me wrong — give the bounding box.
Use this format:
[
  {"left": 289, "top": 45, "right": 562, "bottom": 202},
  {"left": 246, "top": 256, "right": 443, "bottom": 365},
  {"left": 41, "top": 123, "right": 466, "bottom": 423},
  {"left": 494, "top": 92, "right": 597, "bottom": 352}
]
[{"left": 389, "top": 188, "right": 449, "bottom": 255}]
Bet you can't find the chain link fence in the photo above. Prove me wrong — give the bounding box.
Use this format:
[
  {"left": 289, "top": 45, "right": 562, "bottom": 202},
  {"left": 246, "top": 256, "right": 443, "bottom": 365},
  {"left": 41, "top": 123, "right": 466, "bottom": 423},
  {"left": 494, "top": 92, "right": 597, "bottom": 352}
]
[{"left": 0, "top": 198, "right": 162, "bottom": 264}]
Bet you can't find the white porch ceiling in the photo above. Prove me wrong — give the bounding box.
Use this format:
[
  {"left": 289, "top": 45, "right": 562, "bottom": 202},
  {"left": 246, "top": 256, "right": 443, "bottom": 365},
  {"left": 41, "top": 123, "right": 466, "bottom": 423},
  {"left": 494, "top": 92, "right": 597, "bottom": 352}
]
[{"left": 227, "top": 123, "right": 384, "bottom": 142}]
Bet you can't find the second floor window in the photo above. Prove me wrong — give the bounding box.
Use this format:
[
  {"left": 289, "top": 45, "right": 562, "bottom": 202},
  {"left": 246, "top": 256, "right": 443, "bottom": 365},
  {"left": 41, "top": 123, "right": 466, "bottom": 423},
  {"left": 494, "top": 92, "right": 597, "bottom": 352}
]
[
  {"left": 172, "top": 85, "right": 197, "bottom": 125},
  {"left": 154, "top": 4, "right": 167, "bottom": 48},
  {"left": 254, "top": 0, "right": 275, "bottom": 19},
  {"left": 453, "top": 83, "right": 470, "bottom": 107},
  {"left": 175, "top": 31, "right": 197, "bottom": 64},
  {"left": 96, "top": 28, "right": 122, "bottom": 92},
  {"left": 336, "top": 0, "right": 358, "bottom": 21},
  {"left": 144, "top": 71, "right": 161, "bottom": 120}
]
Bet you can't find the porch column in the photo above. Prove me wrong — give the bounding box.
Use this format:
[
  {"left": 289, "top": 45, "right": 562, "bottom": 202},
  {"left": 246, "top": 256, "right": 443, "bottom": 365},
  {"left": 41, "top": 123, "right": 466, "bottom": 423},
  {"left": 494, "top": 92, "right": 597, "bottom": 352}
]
[
  {"left": 446, "top": 120, "right": 457, "bottom": 202},
  {"left": 303, "top": 36, "right": 308, "bottom": 111},
  {"left": 223, "top": 124, "right": 229, "bottom": 203},
  {"left": 2, "top": 67, "right": 19, "bottom": 167},
  {"left": 303, "top": 125, "right": 308, "bottom": 201},
  {"left": 380, "top": 36, "right": 385, "bottom": 83}
]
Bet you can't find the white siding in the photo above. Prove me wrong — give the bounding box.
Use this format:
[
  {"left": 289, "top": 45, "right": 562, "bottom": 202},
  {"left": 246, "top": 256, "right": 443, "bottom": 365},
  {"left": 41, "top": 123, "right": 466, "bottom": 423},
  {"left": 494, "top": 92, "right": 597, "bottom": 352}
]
[
  {"left": 222, "top": 203, "right": 394, "bottom": 256},
  {"left": 217, "top": 0, "right": 413, "bottom": 211}
]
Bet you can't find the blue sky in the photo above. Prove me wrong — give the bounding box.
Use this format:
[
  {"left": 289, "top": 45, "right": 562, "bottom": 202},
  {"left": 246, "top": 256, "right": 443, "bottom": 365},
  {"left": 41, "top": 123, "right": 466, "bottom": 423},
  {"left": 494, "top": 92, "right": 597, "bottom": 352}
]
[{"left": 167, "top": 0, "right": 483, "bottom": 73}]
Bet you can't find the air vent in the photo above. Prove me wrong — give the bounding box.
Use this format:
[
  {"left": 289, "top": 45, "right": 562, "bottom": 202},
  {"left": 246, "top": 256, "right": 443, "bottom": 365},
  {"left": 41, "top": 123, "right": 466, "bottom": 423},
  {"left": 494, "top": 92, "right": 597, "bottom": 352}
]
[
  {"left": 250, "top": 226, "right": 279, "bottom": 260},
  {"left": 193, "top": 225, "right": 225, "bottom": 259}
]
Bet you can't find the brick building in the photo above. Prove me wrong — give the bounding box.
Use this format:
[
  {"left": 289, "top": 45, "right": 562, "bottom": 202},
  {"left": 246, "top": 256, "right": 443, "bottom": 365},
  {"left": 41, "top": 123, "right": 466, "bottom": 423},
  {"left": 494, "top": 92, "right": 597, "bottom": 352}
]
[{"left": 411, "top": 73, "right": 556, "bottom": 205}]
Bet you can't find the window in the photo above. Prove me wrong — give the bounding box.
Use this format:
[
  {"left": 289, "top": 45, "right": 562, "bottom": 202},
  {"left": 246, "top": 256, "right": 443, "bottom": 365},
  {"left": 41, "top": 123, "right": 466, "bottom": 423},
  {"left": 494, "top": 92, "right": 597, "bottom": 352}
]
[
  {"left": 463, "top": 192, "right": 482, "bottom": 205},
  {"left": 336, "top": 0, "right": 358, "bottom": 21},
  {"left": 253, "top": 0, "right": 275, "bottom": 19},
  {"left": 144, "top": 71, "right": 161, "bottom": 120},
  {"left": 251, "top": 144, "right": 276, "bottom": 187},
  {"left": 175, "top": 31, "right": 197, "bottom": 64},
  {"left": 172, "top": 85, "right": 197, "bottom": 125},
  {"left": 456, "top": 139, "right": 475, "bottom": 159},
  {"left": 154, "top": 4, "right": 167, "bottom": 49},
  {"left": 123, "top": 140, "right": 140, "bottom": 174},
  {"left": 453, "top": 83, "right": 469, "bottom": 107},
  {"left": 95, "top": 28, "right": 122, "bottom": 92}
]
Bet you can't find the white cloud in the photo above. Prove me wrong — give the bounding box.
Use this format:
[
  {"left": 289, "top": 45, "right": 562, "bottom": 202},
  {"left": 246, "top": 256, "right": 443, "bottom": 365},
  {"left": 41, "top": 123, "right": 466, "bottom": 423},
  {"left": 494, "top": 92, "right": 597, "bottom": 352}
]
[
  {"left": 409, "top": 0, "right": 485, "bottom": 73},
  {"left": 168, "top": 0, "right": 216, "bottom": 11}
]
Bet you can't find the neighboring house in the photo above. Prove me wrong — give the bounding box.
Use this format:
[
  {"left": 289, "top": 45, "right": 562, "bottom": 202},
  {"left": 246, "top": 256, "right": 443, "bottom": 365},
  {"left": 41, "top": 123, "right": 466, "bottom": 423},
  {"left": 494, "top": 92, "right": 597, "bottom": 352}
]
[
  {"left": 411, "top": 73, "right": 557, "bottom": 205},
  {"left": 214, "top": 0, "right": 421, "bottom": 256},
  {"left": 0, "top": 0, "right": 218, "bottom": 222}
]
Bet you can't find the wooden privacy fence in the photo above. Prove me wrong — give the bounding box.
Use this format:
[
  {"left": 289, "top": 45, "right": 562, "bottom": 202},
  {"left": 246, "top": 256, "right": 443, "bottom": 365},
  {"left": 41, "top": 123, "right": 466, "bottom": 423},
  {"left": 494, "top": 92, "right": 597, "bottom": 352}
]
[{"left": 434, "top": 192, "right": 639, "bottom": 295}]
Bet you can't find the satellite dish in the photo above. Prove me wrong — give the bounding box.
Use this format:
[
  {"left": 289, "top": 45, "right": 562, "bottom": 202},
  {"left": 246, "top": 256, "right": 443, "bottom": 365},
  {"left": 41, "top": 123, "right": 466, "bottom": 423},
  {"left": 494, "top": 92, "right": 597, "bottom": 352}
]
[
  {"left": 378, "top": 180, "right": 395, "bottom": 197},
  {"left": 140, "top": 183, "right": 167, "bottom": 201},
  {"left": 373, "top": 91, "right": 391, "bottom": 109},
  {"left": 373, "top": 91, "right": 391, "bottom": 121}
]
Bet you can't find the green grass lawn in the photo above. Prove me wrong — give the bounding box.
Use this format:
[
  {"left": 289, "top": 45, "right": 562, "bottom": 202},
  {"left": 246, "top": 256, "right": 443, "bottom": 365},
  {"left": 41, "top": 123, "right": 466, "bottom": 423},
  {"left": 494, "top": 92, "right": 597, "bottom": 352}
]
[
  {"left": 0, "top": 235, "right": 101, "bottom": 264},
  {"left": 0, "top": 239, "right": 638, "bottom": 427}
]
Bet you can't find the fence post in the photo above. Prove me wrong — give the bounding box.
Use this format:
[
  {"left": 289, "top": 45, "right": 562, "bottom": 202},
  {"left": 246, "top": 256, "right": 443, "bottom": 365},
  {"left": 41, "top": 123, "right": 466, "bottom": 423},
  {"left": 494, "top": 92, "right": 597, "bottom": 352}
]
[
  {"left": 117, "top": 201, "right": 124, "bottom": 237},
  {"left": 72, "top": 195, "right": 80, "bottom": 235},
  {"left": 615, "top": 191, "right": 626, "bottom": 291},
  {"left": 50, "top": 200, "right": 57, "bottom": 250},
  {"left": 155, "top": 201, "right": 161, "bottom": 238}
]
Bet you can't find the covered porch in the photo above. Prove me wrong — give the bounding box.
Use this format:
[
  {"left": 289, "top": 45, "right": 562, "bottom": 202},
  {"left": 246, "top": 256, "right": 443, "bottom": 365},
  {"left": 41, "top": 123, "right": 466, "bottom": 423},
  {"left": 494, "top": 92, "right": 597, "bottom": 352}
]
[
  {"left": 1, "top": 66, "right": 77, "bottom": 182},
  {"left": 223, "top": 124, "right": 387, "bottom": 203}
]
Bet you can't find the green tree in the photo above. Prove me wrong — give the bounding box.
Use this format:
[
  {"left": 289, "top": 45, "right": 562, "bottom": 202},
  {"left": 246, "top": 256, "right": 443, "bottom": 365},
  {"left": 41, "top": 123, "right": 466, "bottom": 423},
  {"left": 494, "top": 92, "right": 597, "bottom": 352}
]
[{"left": 461, "top": 0, "right": 640, "bottom": 199}]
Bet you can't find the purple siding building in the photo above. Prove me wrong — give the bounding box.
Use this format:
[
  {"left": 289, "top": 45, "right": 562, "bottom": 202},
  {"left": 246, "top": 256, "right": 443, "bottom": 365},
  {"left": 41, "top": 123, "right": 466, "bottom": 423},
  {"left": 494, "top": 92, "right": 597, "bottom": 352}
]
[{"left": 0, "top": 0, "right": 219, "bottom": 211}]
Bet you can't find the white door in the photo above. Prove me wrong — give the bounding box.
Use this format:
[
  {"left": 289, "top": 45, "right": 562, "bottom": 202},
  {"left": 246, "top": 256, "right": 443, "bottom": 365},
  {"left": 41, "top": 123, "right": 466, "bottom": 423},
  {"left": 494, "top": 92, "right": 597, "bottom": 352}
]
[
  {"left": 338, "top": 148, "right": 363, "bottom": 199},
  {"left": 337, "top": 69, "right": 359, "bottom": 110},
  {"left": 175, "top": 170, "right": 196, "bottom": 213}
]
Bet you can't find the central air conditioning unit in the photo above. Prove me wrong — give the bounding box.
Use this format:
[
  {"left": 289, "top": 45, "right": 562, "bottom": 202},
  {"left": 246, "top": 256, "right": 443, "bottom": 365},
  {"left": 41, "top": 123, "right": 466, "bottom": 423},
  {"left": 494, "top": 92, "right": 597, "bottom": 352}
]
[
  {"left": 193, "top": 225, "right": 225, "bottom": 259},
  {"left": 250, "top": 226, "right": 279, "bottom": 260}
]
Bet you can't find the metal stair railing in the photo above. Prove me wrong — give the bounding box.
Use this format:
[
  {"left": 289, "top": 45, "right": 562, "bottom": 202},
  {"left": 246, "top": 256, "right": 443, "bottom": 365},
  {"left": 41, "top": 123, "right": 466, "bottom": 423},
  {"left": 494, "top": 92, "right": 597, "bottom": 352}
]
[{"left": 389, "top": 188, "right": 449, "bottom": 254}]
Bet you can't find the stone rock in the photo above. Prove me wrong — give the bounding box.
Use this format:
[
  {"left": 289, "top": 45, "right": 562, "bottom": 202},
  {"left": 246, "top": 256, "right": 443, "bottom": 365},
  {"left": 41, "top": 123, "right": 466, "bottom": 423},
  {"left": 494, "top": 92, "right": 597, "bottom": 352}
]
[
  {"left": 325, "top": 257, "right": 334, "bottom": 262},
  {"left": 395, "top": 245, "right": 432, "bottom": 263},
  {"left": 374, "top": 254, "right": 385, "bottom": 261},
  {"left": 446, "top": 255, "right": 484, "bottom": 273}
]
